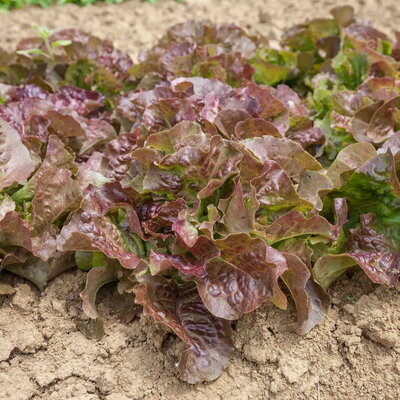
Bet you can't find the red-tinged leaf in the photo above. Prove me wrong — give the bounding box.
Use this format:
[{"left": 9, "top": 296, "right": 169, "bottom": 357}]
[
  {"left": 30, "top": 224, "right": 59, "bottom": 261},
  {"left": 196, "top": 257, "right": 274, "bottom": 319},
  {"left": 298, "top": 171, "right": 334, "bottom": 211},
  {"left": 331, "top": 90, "right": 365, "bottom": 117},
  {"left": 275, "top": 84, "right": 308, "bottom": 116},
  {"left": 214, "top": 109, "right": 252, "bottom": 138},
  {"left": 146, "top": 121, "right": 208, "bottom": 153},
  {"left": 280, "top": 253, "right": 330, "bottom": 334},
  {"left": 211, "top": 233, "right": 328, "bottom": 331},
  {"left": 347, "top": 251, "right": 400, "bottom": 286},
  {"left": 58, "top": 190, "right": 141, "bottom": 270},
  {"left": 172, "top": 213, "right": 199, "bottom": 248},
  {"left": 344, "top": 24, "right": 390, "bottom": 48},
  {"left": 134, "top": 276, "right": 233, "bottom": 384},
  {"left": 351, "top": 102, "right": 383, "bottom": 142},
  {"left": 244, "top": 83, "right": 286, "bottom": 118},
  {"left": 77, "top": 151, "right": 111, "bottom": 190},
  {"left": 0, "top": 99, "right": 52, "bottom": 144},
  {"left": 233, "top": 144, "right": 264, "bottom": 189},
  {"left": 142, "top": 164, "right": 183, "bottom": 196},
  {"left": 378, "top": 131, "right": 400, "bottom": 155},
  {"left": 366, "top": 96, "right": 400, "bottom": 144},
  {"left": 78, "top": 119, "right": 117, "bottom": 155},
  {"left": 326, "top": 142, "right": 377, "bottom": 188},
  {"left": 12, "top": 134, "right": 75, "bottom": 204},
  {"left": 8, "top": 84, "right": 48, "bottom": 102},
  {"left": 0, "top": 118, "right": 36, "bottom": 191},
  {"left": 285, "top": 122, "right": 325, "bottom": 153},
  {"left": 99, "top": 132, "right": 138, "bottom": 182},
  {"left": 4, "top": 250, "right": 75, "bottom": 291},
  {"left": 196, "top": 135, "right": 243, "bottom": 199},
  {"left": 31, "top": 166, "right": 83, "bottom": 234},
  {"left": 49, "top": 29, "right": 133, "bottom": 80},
  {"left": 251, "top": 160, "right": 312, "bottom": 213},
  {"left": 214, "top": 233, "right": 287, "bottom": 310},
  {"left": 142, "top": 98, "right": 196, "bottom": 132},
  {"left": 171, "top": 77, "right": 234, "bottom": 101},
  {"left": 80, "top": 261, "right": 119, "bottom": 319},
  {"left": 314, "top": 223, "right": 400, "bottom": 289},
  {"left": 0, "top": 211, "right": 32, "bottom": 250},
  {"left": 150, "top": 232, "right": 220, "bottom": 277},
  {"left": 46, "top": 110, "right": 86, "bottom": 138},
  {"left": 332, "top": 197, "right": 349, "bottom": 238},
  {"left": 262, "top": 210, "right": 334, "bottom": 244},
  {"left": 331, "top": 111, "right": 352, "bottom": 132},
  {"left": 217, "top": 181, "right": 257, "bottom": 235},
  {"left": 149, "top": 250, "right": 206, "bottom": 278},
  {"left": 241, "top": 136, "right": 322, "bottom": 177},
  {"left": 142, "top": 198, "right": 186, "bottom": 240},
  {"left": 235, "top": 118, "right": 282, "bottom": 139}
]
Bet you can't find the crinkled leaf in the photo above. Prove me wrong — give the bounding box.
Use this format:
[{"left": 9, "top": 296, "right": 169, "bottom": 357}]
[
  {"left": 261, "top": 210, "right": 334, "bottom": 244},
  {"left": 326, "top": 142, "right": 377, "bottom": 188},
  {"left": 31, "top": 166, "right": 82, "bottom": 234},
  {"left": 196, "top": 257, "right": 275, "bottom": 320},
  {"left": 251, "top": 160, "right": 313, "bottom": 218},
  {"left": 0, "top": 118, "right": 36, "bottom": 190},
  {"left": 241, "top": 136, "right": 322, "bottom": 177},
  {"left": 58, "top": 189, "right": 141, "bottom": 270},
  {"left": 134, "top": 275, "right": 233, "bottom": 384}
]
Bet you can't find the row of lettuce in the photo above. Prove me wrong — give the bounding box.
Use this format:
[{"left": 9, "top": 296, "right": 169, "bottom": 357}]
[{"left": 0, "top": 6, "right": 399, "bottom": 383}]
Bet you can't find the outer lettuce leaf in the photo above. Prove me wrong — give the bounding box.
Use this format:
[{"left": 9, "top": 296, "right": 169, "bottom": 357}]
[
  {"left": 204, "top": 233, "right": 330, "bottom": 333},
  {"left": 0, "top": 118, "right": 36, "bottom": 191},
  {"left": 314, "top": 251, "right": 399, "bottom": 289},
  {"left": 0, "top": 211, "right": 32, "bottom": 250},
  {"left": 134, "top": 275, "right": 234, "bottom": 384},
  {"left": 148, "top": 236, "right": 219, "bottom": 278},
  {"left": 80, "top": 260, "right": 120, "bottom": 319},
  {"left": 280, "top": 252, "right": 330, "bottom": 334},
  {"left": 2, "top": 249, "right": 75, "bottom": 290}
]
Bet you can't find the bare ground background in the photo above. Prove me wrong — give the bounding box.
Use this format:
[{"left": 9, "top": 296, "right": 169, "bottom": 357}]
[{"left": 0, "top": 1, "right": 399, "bottom": 399}]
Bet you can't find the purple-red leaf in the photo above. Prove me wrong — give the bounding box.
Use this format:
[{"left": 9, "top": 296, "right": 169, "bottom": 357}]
[
  {"left": 0, "top": 118, "right": 36, "bottom": 191},
  {"left": 134, "top": 275, "right": 233, "bottom": 384}
]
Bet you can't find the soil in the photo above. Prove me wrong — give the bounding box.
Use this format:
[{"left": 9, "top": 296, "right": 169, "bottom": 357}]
[{"left": 0, "top": 1, "right": 400, "bottom": 399}]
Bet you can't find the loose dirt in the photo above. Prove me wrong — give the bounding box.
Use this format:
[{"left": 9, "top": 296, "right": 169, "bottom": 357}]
[{"left": 1, "top": 1, "right": 399, "bottom": 399}]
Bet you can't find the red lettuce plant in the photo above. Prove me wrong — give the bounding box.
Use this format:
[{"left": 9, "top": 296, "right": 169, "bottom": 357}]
[{"left": 0, "top": 6, "right": 399, "bottom": 383}]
